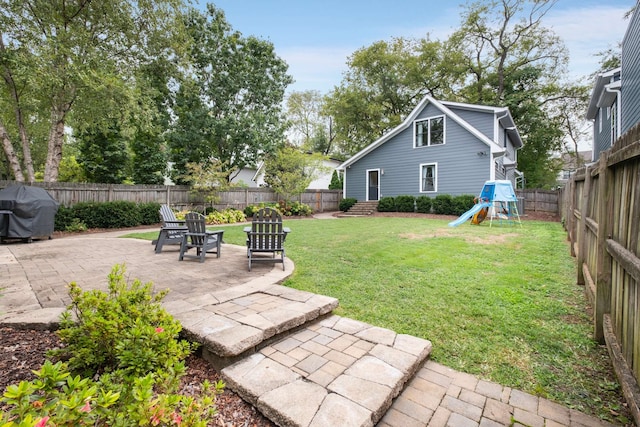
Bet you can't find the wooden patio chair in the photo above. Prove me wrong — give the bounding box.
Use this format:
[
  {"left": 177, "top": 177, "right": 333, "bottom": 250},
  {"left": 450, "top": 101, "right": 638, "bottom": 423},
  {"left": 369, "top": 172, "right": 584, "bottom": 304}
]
[
  {"left": 244, "top": 207, "right": 290, "bottom": 271},
  {"left": 154, "top": 204, "right": 188, "bottom": 253},
  {"left": 178, "top": 212, "right": 224, "bottom": 263}
]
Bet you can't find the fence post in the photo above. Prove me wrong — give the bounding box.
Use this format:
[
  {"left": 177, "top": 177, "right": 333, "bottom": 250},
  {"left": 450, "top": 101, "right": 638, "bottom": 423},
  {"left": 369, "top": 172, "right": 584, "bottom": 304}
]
[
  {"left": 577, "top": 168, "right": 590, "bottom": 287},
  {"left": 595, "top": 151, "right": 613, "bottom": 343}
]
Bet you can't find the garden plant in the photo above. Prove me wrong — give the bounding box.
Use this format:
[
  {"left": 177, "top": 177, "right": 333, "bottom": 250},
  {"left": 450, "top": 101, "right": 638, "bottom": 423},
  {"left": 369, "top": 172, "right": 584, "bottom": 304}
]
[{"left": 1, "top": 265, "right": 224, "bottom": 427}]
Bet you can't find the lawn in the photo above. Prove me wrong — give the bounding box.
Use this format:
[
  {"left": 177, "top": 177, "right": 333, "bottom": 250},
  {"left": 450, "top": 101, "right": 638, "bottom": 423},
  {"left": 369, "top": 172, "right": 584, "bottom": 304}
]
[{"left": 128, "top": 217, "right": 628, "bottom": 423}]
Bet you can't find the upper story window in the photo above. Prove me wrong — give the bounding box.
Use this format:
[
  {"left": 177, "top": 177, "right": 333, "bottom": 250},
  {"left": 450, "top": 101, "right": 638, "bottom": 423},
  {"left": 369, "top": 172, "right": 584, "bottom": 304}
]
[{"left": 415, "top": 116, "right": 445, "bottom": 147}]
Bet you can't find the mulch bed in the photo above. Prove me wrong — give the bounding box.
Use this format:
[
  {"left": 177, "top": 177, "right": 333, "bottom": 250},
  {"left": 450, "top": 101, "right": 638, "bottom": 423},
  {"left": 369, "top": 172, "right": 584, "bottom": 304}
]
[{"left": 0, "top": 327, "right": 274, "bottom": 426}]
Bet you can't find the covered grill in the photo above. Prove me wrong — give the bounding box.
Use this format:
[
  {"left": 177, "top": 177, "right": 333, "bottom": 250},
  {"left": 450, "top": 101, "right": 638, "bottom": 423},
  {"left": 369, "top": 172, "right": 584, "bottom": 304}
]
[{"left": 0, "top": 185, "right": 59, "bottom": 243}]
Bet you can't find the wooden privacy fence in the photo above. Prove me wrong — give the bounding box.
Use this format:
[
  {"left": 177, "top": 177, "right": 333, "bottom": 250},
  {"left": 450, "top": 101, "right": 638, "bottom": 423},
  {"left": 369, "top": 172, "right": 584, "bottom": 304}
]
[
  {"left": 0, "top": 181, "right": 342, "bottom": 213},
  {"left": 516, "top": 189, "right": 558, "bottom": 214},
  {"left": 560, "top": 124, "right": 640, "bottom": 421}
]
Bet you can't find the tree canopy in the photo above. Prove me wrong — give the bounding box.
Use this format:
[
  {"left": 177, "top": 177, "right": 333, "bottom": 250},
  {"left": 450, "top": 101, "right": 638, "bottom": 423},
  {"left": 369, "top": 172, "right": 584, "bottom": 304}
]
[
  {"left": 167, "top": 5, "right": 292, "bottom": 185},
  {"left": 0, "top": 0, "right": 185, "bottom": 182}
]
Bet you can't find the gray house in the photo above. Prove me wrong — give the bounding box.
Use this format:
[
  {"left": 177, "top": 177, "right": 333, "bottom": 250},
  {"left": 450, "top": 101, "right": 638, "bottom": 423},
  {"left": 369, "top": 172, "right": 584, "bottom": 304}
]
[
  {"left": 337, "top": 95, "right": 523, "bottom": 201},
  {"left": 586, "top": 67, "right": 621, "bottom": 161},
  {"left": 587, "top": 3, "right": 640, "bottom": 161}
]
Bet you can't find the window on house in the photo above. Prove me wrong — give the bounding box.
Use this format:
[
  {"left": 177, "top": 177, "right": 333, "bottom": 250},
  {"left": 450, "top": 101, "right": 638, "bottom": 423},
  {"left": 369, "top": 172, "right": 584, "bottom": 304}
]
[
  {"left": 420, "top": 163, "right": 437, "bottom": 192},
  {"left": 415, "top": 116, "right": 445, "bottom": 147},
  {"left": 599, "top": 109, "right": 602, "bottom": 133},
  {"left": 611, "top": 100, "right": 618, "bottom": 143}
]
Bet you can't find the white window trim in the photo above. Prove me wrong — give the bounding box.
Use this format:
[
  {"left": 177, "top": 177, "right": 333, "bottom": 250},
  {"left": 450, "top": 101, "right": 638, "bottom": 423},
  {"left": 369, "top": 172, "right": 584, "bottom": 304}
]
[
  {"left": 414, "top": 115, "right": 446, "bottom": 148},
  {"left": 366, "top": 168, "right": 381, "bottom": 201},
  {"left": 419, "top": 162, "right": 437, "bottom": 193}
]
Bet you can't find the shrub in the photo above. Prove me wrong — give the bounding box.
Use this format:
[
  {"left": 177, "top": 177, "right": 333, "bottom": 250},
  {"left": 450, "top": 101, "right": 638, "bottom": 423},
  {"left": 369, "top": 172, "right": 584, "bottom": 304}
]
[
  {"left": 416, "top": 196, "right": 432, "bottom": 214},
  {"left": 453, "top": 195, "right": 476, "bottom": 216},
  {"left": 395, "top": 195, "right": 416, "bottom": 213},
  {"left": 432, "top": 194, "right": 454, "bottom": 215},
  {"left": 285, "top": 201, "right": 312, "bottom": 216},
  {"left": 54, "top": 205, "right": 75, "bottom": 231},
  {"left": 65, "top": 218, "right": 88, "bottom": 233},
  {"left": 50, "top": 264, "right": 195, "bottom": 378},
  {"left": 206, "top": 208, "right": 246, "bottom": 224},
  {"left": 339, "top": 198, "right": 357, "bottom": 212},
  {"left": 377, "top": 197, "right": 395, "bottom": 212},
  {"left": 139, "top": 202, "right": 162, "bottom": 225},
  {"left": 1, "top": 264, "right": 223, "bottom": 427}
]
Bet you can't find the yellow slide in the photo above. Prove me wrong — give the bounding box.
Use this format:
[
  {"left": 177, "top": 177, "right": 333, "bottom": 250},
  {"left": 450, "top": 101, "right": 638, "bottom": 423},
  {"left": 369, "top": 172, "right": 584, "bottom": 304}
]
[{"left": 471, "top": 206, "right": 488, "bottom": 225}]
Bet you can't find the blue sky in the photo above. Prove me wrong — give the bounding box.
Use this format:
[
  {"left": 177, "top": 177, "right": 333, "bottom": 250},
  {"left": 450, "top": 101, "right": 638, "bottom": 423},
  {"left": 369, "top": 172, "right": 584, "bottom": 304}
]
[{"left": 198, "top": 0, "right": 634, "bottom": 94}]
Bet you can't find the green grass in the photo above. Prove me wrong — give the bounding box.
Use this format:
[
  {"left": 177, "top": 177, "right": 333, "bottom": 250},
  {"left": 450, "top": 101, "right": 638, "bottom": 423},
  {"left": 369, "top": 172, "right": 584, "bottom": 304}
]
[{"left": 127, "top": 218, "right": 630, "bottom": 424}]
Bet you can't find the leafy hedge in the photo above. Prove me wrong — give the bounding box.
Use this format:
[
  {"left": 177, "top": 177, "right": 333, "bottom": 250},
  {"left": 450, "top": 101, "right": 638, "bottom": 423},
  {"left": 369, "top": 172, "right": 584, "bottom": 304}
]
[
  {"left": 55, "top": 202, "right": 161, "bottom": 231},
  {"left": 395, "top": 195, "right": 415, "bottom": 212},
  {"left": 375, "top": 194, "right": 476, "bottom": 216},
  {"left": 377, "top": 197, "right": 395, "bottom": 212},
  {"left": 243, "top": 201, "right": 313, "bottom": 217},
  {"left": 416, "top": 196, "right": 432, "bottom": 213}
]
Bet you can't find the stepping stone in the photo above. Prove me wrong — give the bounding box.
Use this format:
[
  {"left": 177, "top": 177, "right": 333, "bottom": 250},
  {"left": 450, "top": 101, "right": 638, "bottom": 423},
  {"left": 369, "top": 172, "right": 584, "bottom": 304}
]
[
  {"left": 222, "top": 314, "right": 432, "bottom": 427},
  {"left": 178, "top": 288, "right": 338, "bottom": 363}
]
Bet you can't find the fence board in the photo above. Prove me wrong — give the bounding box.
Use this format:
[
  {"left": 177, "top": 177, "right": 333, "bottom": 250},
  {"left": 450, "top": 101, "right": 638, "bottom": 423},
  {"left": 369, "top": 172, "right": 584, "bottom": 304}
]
[
  {"left": 0, "top": 181, "right": 342, "bottom": 212},
  {"left": 562, "top": 123, "right": 640, "bottom": 424}
]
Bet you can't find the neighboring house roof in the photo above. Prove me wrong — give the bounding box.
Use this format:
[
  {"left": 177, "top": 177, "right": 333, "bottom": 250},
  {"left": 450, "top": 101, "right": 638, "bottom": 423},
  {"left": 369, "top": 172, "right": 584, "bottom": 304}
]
[
  {"left": 338, "top": 95, "right": 522, "bottom": 170},
  {"left": 586, "top": 67, "right": 621, "bottom": 120}
]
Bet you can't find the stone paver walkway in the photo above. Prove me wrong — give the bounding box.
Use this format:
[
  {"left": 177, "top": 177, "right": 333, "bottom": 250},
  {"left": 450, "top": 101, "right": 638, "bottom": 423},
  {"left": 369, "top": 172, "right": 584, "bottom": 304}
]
[{"left": 0, "top": 225, "right": 617, "bottom": 427}]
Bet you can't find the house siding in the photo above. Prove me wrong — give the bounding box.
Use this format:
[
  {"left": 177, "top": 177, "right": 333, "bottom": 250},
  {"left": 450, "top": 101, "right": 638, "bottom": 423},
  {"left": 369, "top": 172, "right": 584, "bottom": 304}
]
[
  {"left": 344, "top": 103, "right": 491, "bottom": 200},
  {"left": 622, "top": 4, "right": 640, "bottom": 134},
  {"left": 447, "top": 107, "right": 494, "bottom": 140},
  {"left": 594, "top": 107, "right": 614, "bottom": 160}
]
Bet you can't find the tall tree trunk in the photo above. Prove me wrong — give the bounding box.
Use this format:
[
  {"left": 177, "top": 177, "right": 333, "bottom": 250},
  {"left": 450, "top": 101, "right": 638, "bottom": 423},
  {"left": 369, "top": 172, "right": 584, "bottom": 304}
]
[
  {"left": 43, "top": 106, "right": 68, "bottom": 182},
  {"left": 0, "top": 120, "right": 25, "bottom": 181},
  {"left": 0, "top": 34, "right": 34, "bottom": 182}
]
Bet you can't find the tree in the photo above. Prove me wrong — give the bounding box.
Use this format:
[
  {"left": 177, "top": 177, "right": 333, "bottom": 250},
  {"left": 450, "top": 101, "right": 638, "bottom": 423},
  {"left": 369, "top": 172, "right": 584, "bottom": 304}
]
[
  {"left": 323, "top": 36, "right": 465, "bottom": 156},
  {"left": 168, "top": 6, "right": 292, "bottom": 183},
  {"left": 0, "top": 0, "right": 184, "bottom": 182},
  {"left": 76, "top": 124, "right": 131, "bottom": 184},
  {"left": 263, "top": 145, "right": 326, "bottom": 207},
  {"left": 286, "top": 90, "right": 335, "bottom": 155}
]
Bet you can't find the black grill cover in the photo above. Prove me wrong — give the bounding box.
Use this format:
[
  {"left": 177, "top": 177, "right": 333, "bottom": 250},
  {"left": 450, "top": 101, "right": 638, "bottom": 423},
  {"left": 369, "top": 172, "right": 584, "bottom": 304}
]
[{"left": 0, "top": 185, "right": 59, "bottom": 240}]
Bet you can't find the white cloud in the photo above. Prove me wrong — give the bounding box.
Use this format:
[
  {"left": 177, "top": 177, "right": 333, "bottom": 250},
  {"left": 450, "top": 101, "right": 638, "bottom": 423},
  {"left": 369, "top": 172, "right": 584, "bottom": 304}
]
[{"left": 545, "top": 6, "right": 629, "bottom": 79}]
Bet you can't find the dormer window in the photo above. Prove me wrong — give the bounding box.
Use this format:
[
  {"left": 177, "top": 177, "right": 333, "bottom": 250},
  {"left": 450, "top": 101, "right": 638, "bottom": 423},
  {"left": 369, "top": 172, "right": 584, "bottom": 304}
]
[{"left": 415, "top": 116, "right": 445, "bottom": 147}]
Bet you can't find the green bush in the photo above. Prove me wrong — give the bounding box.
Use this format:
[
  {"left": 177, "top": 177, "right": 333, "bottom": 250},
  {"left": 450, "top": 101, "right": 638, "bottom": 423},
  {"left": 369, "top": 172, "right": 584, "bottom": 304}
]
[
  {"left": 65, "top": 218, "right": 88, "bottom": 233},
  {"left": 55, "top": 201, "right": 161, "bottom": 230},
  {"left": 138, "top": 202, "right": 161, "bottom": 225},
  {"left": 377, "top": 197, "right": 395, "bottom": 212},
  {"left": 206, "top": 208, "right": 246, "bottom": 224},
  {"left": 339, "top": 198, "right": 357, "bottom": 212},
  {"left": 432, "top": 194, "right": 454, "bottom": 215},
  {"left": 284, "top": 201, "right": 312, "bottom": 216},
  {"left": 2, "top": 264, "right": 223, "bottom": 426},
  {"left": 50, "top": 264, "right": 195, "bottom": 378},
  {"left": 416, "top": 196, "right": 432, "bottom": 214},
  {"left": 70, "top": 202, "right": 99, "bottom": 228},
  {"left": 54, "top": 205, "right": 75, "bottom": 231},
  {"left": 395, "top": 195, "right": 415, "bottom": 212},
  {"left": 453, "top": 195, "right": 476, "bottom": 216}
]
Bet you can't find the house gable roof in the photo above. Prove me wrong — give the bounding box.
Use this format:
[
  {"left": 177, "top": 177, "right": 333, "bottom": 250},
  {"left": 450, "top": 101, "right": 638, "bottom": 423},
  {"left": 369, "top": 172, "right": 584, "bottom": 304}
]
[
  {"left": 338, "top": 95, "right": 517, "bottom": 170},
  {"left": 586, "top": 67, "right": 621, "bottom": 120}
]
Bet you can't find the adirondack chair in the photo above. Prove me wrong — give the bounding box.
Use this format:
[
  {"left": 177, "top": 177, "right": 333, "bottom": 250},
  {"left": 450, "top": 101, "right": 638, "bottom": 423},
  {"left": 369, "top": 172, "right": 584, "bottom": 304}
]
[
  {"left": 154, "top": 204, "right": 188, "bottom": 254},
  {"left": 178, "top": 212, "right": 224, "bottom": 263},
  {"left": 244, "top": 207, "right": 290, "bottom": 271}
]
